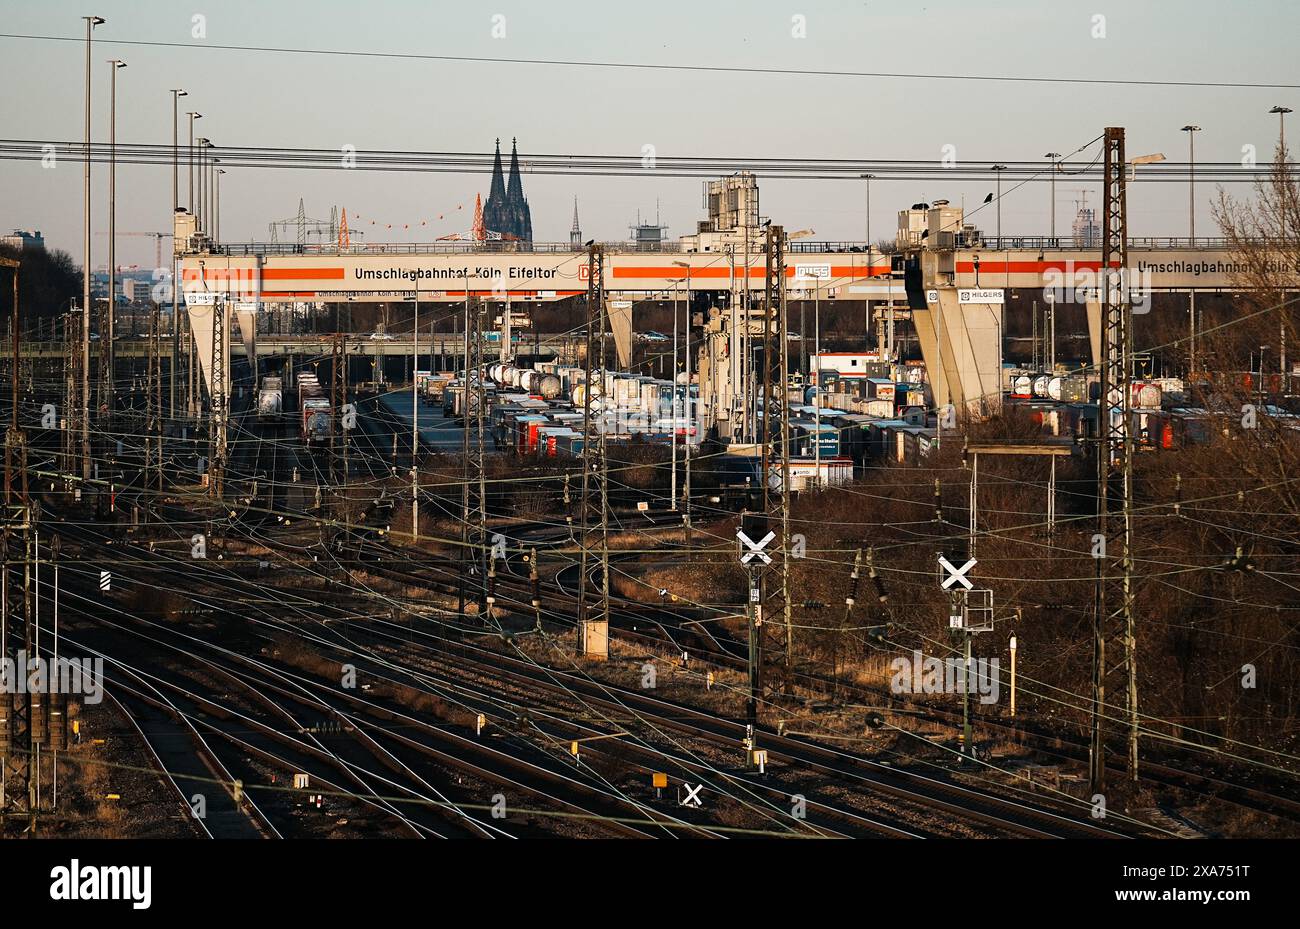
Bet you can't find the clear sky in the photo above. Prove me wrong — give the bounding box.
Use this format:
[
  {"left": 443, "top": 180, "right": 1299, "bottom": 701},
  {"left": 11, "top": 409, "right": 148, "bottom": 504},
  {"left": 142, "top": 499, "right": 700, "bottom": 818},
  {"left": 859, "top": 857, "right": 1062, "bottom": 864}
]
[{"left": 1, "top": 0, "right": 1296, "bottom": 268}]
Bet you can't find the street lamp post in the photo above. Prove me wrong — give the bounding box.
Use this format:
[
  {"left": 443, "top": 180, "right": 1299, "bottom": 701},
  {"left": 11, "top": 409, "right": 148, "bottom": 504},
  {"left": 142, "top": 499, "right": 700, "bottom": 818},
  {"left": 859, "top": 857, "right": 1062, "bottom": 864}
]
[
  {"left": 673, "top": 260, "right": 693, "bottom": 544},
  {"left": 1270, "top": 105, "right": 1293, "bottom": 151},
  {"left": 170, "top": 89, "right": 186, "bottom": 421},
  {"left": 186, "top": 112, "right": 201, "bottom": 215},
  {"left": 991, "top": 164, "right": 1008, "bottom": 243},
  {"left": 170, "top": 91, "right": 186, "bottom": 212},
  {"left": 196, "top": 139, "right": 211, "bottom": 234},
  {"left": 81, "top": 14, "right": 104, "bottom": 480},
  {"left": 859, "top": 173, "right": 875, "bottom": 248},
  {"left": 1044, "top": 153, "right": 1061, "bottom": 240},
  {"left": 860, "top": 173, "right": 874, "bottom": 338},
  {"left": 670, "top": 277, "right": 679, "bottom": 511},
  {"left": 214, "top": 167, "right": 225, "bottom": 245},
  {"left": 206, "top": 148, "right": 218, "bottom": 235},
  {"left": 1181, "top": 125, "right": 1201, "bottom": 241},
  {"left": 814, "top": 279, "right": 821, "bottom": 485},
  {"left": 105, "top": 58, "right": 125, "bottom": 413},
  {"left": 412, "top": 282, "right": 419, "bottom": 536},
  {"left": 198, "top": 140, "right": 207, "bottom": 232},
  {"left": 1270, "top": 107, "right": 1292, "bottom": 384}
]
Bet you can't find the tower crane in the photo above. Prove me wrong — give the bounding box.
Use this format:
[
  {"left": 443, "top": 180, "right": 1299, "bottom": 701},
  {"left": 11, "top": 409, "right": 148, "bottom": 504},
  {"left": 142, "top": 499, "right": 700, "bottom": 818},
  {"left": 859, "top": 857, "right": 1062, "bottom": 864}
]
[{"left": 96, "top": 231, "right": 173, "bottom": 270}]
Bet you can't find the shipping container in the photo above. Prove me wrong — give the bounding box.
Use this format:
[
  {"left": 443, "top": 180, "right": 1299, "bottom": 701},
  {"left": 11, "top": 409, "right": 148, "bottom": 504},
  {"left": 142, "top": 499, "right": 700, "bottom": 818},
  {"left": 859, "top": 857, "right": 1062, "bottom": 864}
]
[
  {"left": 1061, "top": 375, "right": 1091, "bottom": 403},
  {"left": 555, "top": 432, "right": 587, "bottom": 458},
  {"left": 866, "top": 419, "right": 908, "bottom": 460},
  {"left": 1060, "top": 403, "right": 1100, "bottom": 438},
  {"left": 718, "top": 447, "right": 763, "bottom": 486},
  {"left": 852, "top": 398, "right": 896, "bottom": 418},
  {"left": 830, "top": 414, "right": 876, "bottom": 462},
  {"left": 790, "top": 420, "right": 840, "bottom": 458},
  {"left": 900, "top": 389, "right": 926, "bottom": 409},
  {"left": 835, "top": 373, "right": 870, "bottom": 398},
  {"left": 514, "top": 414, "right": 550, "bottom": 454},
  {"left": 536, "top": 426, "right": 577, "bottom": 457},
  {"left": 867, "top": 378, "right": 896, "bottom": 401},
  {"left": 770, "top": 458, "right": 854, "bottom": 492}
]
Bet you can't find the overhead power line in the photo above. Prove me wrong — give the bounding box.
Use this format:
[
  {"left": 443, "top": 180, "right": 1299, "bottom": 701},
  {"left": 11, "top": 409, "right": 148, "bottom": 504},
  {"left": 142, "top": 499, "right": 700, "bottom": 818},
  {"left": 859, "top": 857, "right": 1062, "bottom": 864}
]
[
  {"left": 1, "top": 32, "right": 1297, "bottom": 90},
  {"left": 0, "top": 139, "right": 1277, "bottom": 183}
]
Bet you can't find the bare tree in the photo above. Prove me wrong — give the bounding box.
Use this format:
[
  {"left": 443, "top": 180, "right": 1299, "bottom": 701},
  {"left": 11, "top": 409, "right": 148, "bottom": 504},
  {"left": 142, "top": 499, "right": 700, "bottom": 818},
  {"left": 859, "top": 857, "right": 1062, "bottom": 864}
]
[{"left": 1213, "top": 143, "right": 1300, "bottom": 374}]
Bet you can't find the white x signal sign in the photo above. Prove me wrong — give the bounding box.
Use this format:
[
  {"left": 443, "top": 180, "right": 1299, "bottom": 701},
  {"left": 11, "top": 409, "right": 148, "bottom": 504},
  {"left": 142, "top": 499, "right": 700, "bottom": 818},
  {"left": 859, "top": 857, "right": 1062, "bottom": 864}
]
[
  {"left": 939, "top": 555, "right": 976, "bottom": 590},
  {"left": 737, "top": 529, "right": 775, "bottom": 565},
  {"left": 681, "top": 783, "right": 704, "bottom": 808}
]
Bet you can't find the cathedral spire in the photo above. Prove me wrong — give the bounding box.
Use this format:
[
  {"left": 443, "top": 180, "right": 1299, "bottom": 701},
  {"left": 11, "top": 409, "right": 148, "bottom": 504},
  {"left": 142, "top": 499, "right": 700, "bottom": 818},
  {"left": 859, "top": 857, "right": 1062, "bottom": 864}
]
[
  {"left": 488, "top": 137, "right": 506, "bottom": 203},
  {"left": 570, "top": 197, "right": 582, "bottom": 247},
  {"left": 506, "top": 137, "right": 524, "bottom": 202},
  {"left": 484, "top": 137, "right": 532, "bottom": 245}
]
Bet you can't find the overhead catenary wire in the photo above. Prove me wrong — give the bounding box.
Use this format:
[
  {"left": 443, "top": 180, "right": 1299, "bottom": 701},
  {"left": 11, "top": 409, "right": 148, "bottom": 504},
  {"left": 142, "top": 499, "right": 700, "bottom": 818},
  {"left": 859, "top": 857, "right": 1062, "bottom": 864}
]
[
  {"left": 0, "top": 139, "right": 1282, "bottom": 184},
  {"left": 1, "top": 31, "right": 1297, "bottom": 90}
]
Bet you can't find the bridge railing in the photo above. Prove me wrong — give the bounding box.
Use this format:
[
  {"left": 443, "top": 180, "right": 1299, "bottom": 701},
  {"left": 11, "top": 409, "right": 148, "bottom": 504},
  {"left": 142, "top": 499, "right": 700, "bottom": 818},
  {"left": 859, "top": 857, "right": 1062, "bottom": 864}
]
[
  {"left": 203, "top": 236, "right": 1240, "bottom": 257},
  {"left": 978, "top": 235, "right": 1235, "bottom": 251},
  {"left": 208, "top": 241, "right": 687, "bottom": 257}
]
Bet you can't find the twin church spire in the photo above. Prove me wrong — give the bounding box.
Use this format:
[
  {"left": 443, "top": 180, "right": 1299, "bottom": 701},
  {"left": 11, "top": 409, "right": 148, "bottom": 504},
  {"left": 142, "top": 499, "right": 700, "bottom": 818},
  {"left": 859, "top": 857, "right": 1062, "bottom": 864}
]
[{"left": 483, "top": 137, "right": 533, "bottom": 244}]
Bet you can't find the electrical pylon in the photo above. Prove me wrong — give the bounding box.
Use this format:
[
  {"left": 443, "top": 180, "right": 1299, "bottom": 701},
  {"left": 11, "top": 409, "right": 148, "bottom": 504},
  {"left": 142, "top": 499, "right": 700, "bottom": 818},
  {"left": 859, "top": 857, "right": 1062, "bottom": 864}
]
[
  {"left": 761, "top": 225, "right": 793, "bottom": 680},
  {"left": 577, "top": 244, "right": 609, "bottom": 658},
  {"left": 1, "top": 258, "right": 36, "bottom": 828},
  {"left": 1090, "top": 127, "right": 1139, "bottom": 795},
  {"left": 63, "top": 311, "right": 82, "bottom": 480},
  {"left": 209, "top": 296, "right": 227, "bottom": 497},
  {"left": 146, "top": 303, "right": 163, "bottom": 494},
  {"left": 468, "top": 291, "right": 489, "bottom": 616}
]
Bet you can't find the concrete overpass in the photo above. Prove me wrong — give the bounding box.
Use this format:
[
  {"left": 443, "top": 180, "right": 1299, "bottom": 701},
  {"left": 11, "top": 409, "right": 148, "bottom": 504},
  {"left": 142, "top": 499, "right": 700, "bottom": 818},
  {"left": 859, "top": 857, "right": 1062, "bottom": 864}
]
[
  {"left": 179, "top": 236, "right": 1260, "bottom": 306},
  {"left": 177, "top": 232, "right": 1283, "bottom": 412}
]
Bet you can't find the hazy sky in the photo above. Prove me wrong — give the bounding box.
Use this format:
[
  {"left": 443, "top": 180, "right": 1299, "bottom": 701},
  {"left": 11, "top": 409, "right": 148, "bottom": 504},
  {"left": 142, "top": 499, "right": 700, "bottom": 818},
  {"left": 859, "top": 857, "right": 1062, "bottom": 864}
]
[{"left": 1, "top": 0, "right": 1296, "bottom": 268}]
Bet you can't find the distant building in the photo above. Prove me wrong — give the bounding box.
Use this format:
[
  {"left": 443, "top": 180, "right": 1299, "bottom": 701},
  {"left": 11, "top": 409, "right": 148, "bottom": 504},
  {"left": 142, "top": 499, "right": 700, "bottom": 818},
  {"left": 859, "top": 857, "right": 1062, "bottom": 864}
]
[
  {"left": 677, "top": 173, "right": 764, "bottom": 254},
  {"left": 1, "top": 229, "right": 44, "bottom": 251},
  {"left": 629, "top": 206, "right": 669, "bottom": 251},
  {"left": 701, "top": 172, "right": 759, "bottom": 234},
  {"left": 1072, "top": 207, "right": 1100, "bottom": 248},
  {"left": 570, "top": 197, "right": 582, "bottom": 248},
  {"left": 482, "top": 138, "right": 533, "bottom": 245}
]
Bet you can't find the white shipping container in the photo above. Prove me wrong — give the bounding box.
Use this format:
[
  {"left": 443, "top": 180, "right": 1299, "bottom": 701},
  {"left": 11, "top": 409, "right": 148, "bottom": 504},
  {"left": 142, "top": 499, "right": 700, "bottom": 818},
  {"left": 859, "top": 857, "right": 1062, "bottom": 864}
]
[
  {"left": 768, "top": 458, "right": 854, "bottom": 492},
  {"left": 853, "top": 398, "right": 895, "bottom": 418}
]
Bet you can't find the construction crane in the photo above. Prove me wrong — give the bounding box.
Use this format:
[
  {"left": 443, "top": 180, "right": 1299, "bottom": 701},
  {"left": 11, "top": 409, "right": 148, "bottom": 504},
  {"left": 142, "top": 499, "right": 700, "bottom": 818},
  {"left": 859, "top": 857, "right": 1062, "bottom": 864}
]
[
  {"left": 437, "top": 194, "right": 521, "bottom": 243},
  {"left": 96, "top": 231, "right": 173, "bottom": 269}
]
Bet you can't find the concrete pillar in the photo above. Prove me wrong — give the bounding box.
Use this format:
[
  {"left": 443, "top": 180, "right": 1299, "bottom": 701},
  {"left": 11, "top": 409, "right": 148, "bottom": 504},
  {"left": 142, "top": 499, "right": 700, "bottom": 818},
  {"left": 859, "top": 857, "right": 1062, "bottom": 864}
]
[
  {"left": 1085, "top": 296, "right": 1103, "bottom": 370},
  {"left": 911, "top": 289, "right": 1004, "bottom": 416}
]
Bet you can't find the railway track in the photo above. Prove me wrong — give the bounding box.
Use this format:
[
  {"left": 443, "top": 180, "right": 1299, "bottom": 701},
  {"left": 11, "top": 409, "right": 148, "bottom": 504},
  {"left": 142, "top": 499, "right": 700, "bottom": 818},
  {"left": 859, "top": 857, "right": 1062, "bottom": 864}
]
[
  {"left": 309, "top": 611, "right": 1137, "bottom": 839},
  {"left": 102, "top": 673, "right": 280, "bottom": 839},
  {"left": 47, "top": 526, "right": 717, "bottom": 837},
  {"left": 30, "top": 398, "right": 1295, "bottom": 840},
  {"left": 54, "top": 516, "right": 989, "bottom": 837},
  {"left": 322, "top": 519, "right": 1300, "bottom": 832},
  {"left": 78, "top": 497, "right": 1131, "bottom": 839}
]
